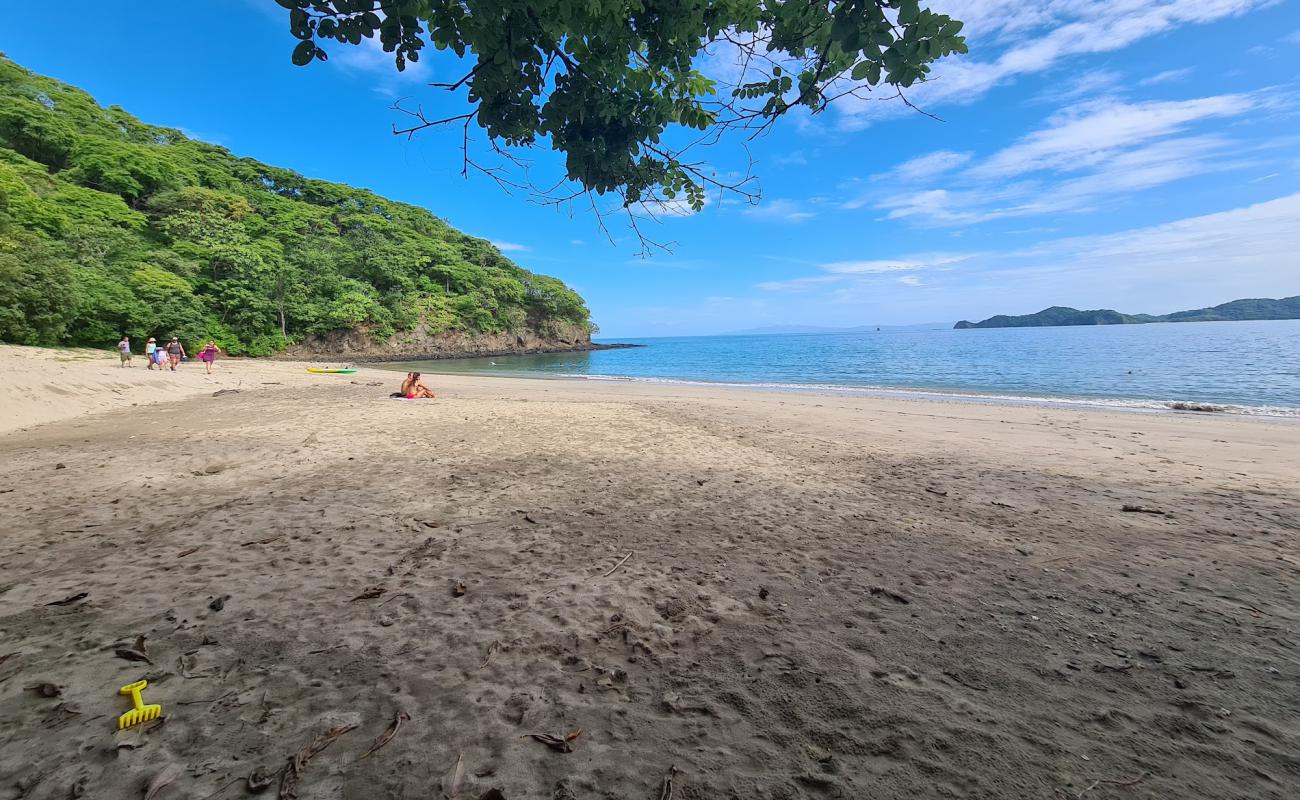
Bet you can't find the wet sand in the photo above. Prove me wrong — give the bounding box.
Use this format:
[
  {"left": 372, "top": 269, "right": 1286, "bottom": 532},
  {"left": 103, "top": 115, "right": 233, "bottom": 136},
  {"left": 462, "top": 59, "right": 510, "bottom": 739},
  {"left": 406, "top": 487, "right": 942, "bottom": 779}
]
[{"left": 2, "top": 345, "right": 1298, "bottom": 799}]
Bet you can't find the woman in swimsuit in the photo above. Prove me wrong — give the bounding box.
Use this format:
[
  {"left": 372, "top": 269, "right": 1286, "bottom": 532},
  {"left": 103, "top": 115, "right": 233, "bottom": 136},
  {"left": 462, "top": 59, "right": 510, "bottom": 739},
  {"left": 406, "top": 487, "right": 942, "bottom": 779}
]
[{"left": 405, "top": 372, "right": 435, "bottom": 399}]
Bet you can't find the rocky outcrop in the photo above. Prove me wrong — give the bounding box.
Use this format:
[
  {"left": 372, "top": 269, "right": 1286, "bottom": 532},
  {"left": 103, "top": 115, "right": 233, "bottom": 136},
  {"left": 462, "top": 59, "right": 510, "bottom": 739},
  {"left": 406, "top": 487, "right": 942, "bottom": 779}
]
[{"left": 278, "top": 321, "right": 634, "bottom": 362}]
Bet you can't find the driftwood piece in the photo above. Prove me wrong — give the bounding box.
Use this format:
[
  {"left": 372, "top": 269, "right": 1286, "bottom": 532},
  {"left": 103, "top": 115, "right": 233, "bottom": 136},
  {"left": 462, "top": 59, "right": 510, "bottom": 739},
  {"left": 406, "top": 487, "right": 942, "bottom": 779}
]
[
  {"left": 278, "top": 722, "right": 358, "bottom": 800},
  {"left": 359, "top": 711, "right": 410, "bottom": 759}
]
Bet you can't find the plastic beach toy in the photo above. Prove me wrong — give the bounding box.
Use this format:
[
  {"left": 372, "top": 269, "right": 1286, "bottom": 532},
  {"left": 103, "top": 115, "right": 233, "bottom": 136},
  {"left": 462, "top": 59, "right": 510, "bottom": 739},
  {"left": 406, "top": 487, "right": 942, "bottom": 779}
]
[{"left": 117, "top": 680, "right": 162, "bottom": 729}]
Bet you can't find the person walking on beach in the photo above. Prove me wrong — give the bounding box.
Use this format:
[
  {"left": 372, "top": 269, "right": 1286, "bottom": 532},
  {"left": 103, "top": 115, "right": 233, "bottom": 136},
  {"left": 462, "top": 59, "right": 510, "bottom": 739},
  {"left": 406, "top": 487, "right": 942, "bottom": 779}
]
[
  {"left": 153, "top": 345, "right": 167, "bottom": 370},
  {"left": 117, "top": 335, "right": 132, "bottom": 367},
  {"left": 165, "top": 337, "right": 185, "bottom": 371},
  {"left": 198, "top": 340, "right": 221, "bottom": 374},
  {"left": 144, "top": 337, "right": 158, "bottom": 370}
]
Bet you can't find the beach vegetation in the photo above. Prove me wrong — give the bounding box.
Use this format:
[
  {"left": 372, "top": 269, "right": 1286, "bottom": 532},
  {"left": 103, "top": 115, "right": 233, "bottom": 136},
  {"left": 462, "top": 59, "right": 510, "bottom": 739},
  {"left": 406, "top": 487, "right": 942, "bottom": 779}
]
[{"left": 0, "top": 55, "right": 592, "bottom": 355}]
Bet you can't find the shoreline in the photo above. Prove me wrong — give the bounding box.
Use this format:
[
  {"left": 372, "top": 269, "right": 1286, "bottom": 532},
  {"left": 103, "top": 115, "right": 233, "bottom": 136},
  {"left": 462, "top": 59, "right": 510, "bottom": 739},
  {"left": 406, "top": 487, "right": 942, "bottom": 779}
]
[
  {"left": 3, "top": 344, "right": 1298, "bottom": 438},
  {"left": 376, "top": 365, "right": 1300, "bottom": 421}
]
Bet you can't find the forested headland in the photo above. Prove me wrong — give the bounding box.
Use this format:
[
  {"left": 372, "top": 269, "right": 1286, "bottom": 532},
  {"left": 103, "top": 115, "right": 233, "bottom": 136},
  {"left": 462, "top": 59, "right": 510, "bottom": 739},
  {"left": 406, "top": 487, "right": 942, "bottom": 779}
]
[
  {"left": 954, "top": 296, "right": 1300, "bottom": 329},
  {"left": 0, "top": 55, "right": 594, "bottom": 357}
]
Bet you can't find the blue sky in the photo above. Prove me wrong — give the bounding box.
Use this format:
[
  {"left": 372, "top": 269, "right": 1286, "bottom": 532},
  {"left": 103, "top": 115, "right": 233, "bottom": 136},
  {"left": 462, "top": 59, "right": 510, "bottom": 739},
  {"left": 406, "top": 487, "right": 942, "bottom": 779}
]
[{"left": 3, "top": 0, "right": 1298, "bottom": 336}]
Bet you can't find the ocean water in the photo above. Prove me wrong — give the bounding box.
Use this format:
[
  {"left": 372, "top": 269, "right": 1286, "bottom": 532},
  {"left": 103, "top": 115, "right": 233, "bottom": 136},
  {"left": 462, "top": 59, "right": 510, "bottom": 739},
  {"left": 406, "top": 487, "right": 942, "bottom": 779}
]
[{"left": 385, "top": 319, "right": 1300, "bottom": 417}]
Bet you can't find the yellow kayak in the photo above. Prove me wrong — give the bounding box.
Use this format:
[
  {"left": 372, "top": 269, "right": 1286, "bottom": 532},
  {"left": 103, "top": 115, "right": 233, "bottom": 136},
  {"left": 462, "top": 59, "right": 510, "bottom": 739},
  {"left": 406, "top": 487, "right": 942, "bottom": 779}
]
[{"left": 306, "top": 367, "right": 357, "bottom": 374}]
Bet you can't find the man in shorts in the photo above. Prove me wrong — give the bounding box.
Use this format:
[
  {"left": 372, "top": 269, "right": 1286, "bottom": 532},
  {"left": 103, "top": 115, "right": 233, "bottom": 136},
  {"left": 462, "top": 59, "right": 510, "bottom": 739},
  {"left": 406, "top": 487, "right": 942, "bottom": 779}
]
[
  {"left": 166, "top": 337, "right": 186, "bottom": 371},
  {"left": 117, "top": 335, "right": 132, "bottom": 367}
]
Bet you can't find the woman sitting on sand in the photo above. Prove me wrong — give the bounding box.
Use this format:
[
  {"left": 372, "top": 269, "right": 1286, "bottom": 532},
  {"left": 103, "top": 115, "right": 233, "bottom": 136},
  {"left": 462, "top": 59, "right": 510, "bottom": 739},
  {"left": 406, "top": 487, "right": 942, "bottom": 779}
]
[{"left": 401, "top": 372, "right": 435, "bottom": 399}]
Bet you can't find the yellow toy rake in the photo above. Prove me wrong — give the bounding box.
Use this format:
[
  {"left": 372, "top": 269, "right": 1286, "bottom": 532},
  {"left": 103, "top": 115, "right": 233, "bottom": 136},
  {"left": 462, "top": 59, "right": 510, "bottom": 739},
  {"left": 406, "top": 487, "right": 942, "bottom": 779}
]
[{"left": 117, "top": 680, "right": 162, "bottom": 729}]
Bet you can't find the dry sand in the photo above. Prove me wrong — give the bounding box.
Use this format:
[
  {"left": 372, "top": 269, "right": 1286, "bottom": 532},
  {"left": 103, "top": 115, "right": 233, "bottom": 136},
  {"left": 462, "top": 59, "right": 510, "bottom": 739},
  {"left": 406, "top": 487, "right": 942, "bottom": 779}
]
[{"left": 1, "top": 344, "right": 1298, "bottom": 799}]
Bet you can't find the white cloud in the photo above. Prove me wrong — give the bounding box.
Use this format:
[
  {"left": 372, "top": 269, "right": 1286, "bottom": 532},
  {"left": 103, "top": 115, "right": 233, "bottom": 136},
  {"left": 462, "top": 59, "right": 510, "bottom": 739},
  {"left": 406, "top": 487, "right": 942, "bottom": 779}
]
[
  {"left": 956, "top": 192, "right": 1300, "bottom": 314},
  {"left": 492, "top": 241, "right": 529, "bottom": 252},
  {"left": 757, "top": 252, "right": 973, "bottom": 291},
  {"left": 772, "top": 150, "right": 809, "bottom": 167},
  {"left": 1286, "top": 29, "right": 1300, "bottom": 44},
  {"left": 836, "top": 0, "right": 1271, "bottom": 127},
  {"left": 751, "top": 194, "right": 1300, "bottom": 319},
  {"left": 887, "top": 150, "right": 974, "bottom": 183},
  {"left": 823, "top": 253, "right": 971, "bottom": 274},
  {"left": 327, "top": 35, "right": 427, "bottom": 77},
  {"left": 177, "top": 127, "right": 227, "bottom": 146},
  {"left": 321, "top": 34, "right": 431, "bottom": 98},
  {"left": 1023, "top": 192, "right": 1300, "bottom": 273},
  {"left": 862, "top": 93, "right": 1269, "bottom": 225},
  {"left": 1033, "top": 68, "right": 1123, "bottom": 103},
  {"left": 969, "top": 95, "right": 1254, "bottom": 179},
  {"left": 756, "top": 275, "right": 841, "bottom": 292},
  {"left": 743, "top": 199, "right": 815, "bottom": 223},
  {"left": 570, "top": 239, "right": 586, "bottom": 246},
  {"left": 1139, "top": 67, "right": 1194, "bottom": 86}
]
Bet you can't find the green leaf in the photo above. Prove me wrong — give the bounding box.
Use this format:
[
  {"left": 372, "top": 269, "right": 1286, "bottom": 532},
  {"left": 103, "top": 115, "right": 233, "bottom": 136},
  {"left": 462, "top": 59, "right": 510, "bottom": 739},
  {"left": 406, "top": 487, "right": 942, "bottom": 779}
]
[
  {"left": 899, "top": 0, "right": 921, "bottom": 25},
  {"left": 291, "top": 40, "right": 315, "bottom": 66}
]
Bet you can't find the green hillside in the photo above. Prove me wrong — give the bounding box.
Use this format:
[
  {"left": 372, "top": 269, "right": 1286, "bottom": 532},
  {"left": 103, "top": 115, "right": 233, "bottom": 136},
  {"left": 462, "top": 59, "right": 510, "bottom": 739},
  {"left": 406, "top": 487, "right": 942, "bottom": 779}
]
[
  {"left": 0, "top": 55, "right": 591, "bottom": 355},
  {"left": 954, "top": 296, "right": 1299, "bottom": 329}
]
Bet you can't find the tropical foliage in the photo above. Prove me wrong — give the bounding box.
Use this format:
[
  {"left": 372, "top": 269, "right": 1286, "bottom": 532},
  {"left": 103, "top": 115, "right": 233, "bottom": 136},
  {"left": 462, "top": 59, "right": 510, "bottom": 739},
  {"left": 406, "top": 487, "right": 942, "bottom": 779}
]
[
  {"left": 277, "top": 0, "right": 968, "bottom": 233},
  {"left": 0, "top": 55, "right": 592, "bottom": 355}
]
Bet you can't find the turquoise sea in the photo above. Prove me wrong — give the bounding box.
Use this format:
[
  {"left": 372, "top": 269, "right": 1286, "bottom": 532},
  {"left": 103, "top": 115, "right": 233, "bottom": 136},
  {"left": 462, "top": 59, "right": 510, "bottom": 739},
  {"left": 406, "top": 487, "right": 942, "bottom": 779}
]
[{"left": 386, "top": 319, "right": 1300, "bottom": 417}]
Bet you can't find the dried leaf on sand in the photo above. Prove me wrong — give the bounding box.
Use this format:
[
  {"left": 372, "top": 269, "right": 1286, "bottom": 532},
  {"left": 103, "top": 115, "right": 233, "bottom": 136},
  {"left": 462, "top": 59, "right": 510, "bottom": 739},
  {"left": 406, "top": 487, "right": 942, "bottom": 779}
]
[
  {"left": 1122, "top": 504, "right": 1167, "bottom": 515},
  {"left": 115, "top": 647, "right": 152, "bottom": 664},
  {"left": 524, "top": 728, "right": 582, "bottom": 753},
  {"left": 349, "top": 586, "right": 386, "bottom": 602},
  {"left": 279, "top": 722, "right": 358, "bottom": 800},
  {"left": 658, "top": 765, "right": 680, "bottom": 800},
  {"left": 46, "top": 591, "right": 88, "bottom": 606},
  {"left": 478, "top": 640, "right": 501, "bottom": 669},
  {"left": 143, "top": 763, "right": 182, "bottom": 800},
  {"left": 869, "top": 586, "right": 910, "bottom": 605},
  {"left": 359, "top": 711, "right": 410, "bottom": 759},
  {"left": 246, "top": 768, "right": 275, "bottom": 793}
]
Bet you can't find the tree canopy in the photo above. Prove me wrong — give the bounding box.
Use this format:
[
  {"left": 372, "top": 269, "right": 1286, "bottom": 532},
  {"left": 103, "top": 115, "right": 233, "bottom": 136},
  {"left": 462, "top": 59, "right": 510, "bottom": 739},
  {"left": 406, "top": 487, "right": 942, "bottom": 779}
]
[
  {"left": 0, "top": 55, "right": 591, "bottom": 354},
  {"left": 278, "top": 0, "right": 967, "bottom": 241}
]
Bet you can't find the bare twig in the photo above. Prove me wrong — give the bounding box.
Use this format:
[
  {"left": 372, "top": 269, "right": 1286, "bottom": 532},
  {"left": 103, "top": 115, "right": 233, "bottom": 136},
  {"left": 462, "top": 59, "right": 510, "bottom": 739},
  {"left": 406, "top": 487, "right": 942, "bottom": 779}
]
[
  {"left": 177, "top": 690, "right": 237, "bottom": 706},
  {"left": 599, "top": 552, "right": 634, "bottom": 579}
]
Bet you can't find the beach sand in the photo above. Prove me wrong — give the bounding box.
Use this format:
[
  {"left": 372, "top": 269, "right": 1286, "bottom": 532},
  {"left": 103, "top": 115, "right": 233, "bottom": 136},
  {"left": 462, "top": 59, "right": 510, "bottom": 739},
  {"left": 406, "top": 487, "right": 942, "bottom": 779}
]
[{"left": 1, "top": 344, "right": 1298, "bottom": 799}]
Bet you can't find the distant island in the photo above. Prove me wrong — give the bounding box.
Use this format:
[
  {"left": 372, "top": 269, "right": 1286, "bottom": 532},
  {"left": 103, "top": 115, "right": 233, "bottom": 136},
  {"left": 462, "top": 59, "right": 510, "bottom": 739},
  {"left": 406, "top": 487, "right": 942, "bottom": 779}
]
[{"left": 954, "top": 296, "right": 1300, "bottom": 330}]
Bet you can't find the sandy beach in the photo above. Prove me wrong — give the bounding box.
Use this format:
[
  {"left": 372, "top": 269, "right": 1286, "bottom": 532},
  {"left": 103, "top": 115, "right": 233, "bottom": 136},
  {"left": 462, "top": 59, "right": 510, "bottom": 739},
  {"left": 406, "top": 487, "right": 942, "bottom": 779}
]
[{"left": 2, "top": 344, "right": 1298, "bottom": 800}]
